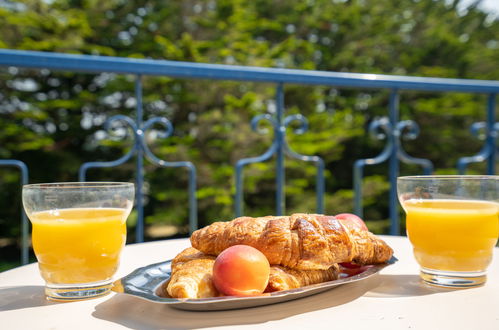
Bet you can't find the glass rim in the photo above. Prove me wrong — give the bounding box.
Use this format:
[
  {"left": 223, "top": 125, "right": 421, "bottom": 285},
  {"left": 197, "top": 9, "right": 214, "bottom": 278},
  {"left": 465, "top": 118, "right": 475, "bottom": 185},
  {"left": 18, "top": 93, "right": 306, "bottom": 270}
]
[
  {"left": 397, "top": 175, "right": 499, "bottom": 181},
  {"left": 23, "top": 182, "right": 134, "bottom": 189}
]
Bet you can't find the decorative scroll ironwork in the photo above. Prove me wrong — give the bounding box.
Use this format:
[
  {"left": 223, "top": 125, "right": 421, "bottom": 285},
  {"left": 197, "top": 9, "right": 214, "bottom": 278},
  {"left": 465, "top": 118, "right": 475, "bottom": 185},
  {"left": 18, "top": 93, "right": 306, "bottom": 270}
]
[
  {"left": 395, "top": 120, "right": 434, "bottom": 171},
  {"left": 283, "top": 114, "right": 325, "bottom": 213},
  {"left": 79, "top": 76, "right": 197, "bottom": 242},
  {"left": 235, "top": 84, "right": 325, "bottom": 217},
  {"left": 457, "top": 94, "right": 497, "bottom": 174},
  {"left": 354, "top": 117, "right": 393, "bottom": 219},
  {"left": 354, "top": 92, "right": 434, "bottom": 234},
  {"left": 0, "top": 160, "right": 29, "bottom": 264},
  {"left": 456, "top": 121, "right": 499, "bottom": 174},
  {"left": 457, "top": 122, "right": 490, "bottom": 174}
]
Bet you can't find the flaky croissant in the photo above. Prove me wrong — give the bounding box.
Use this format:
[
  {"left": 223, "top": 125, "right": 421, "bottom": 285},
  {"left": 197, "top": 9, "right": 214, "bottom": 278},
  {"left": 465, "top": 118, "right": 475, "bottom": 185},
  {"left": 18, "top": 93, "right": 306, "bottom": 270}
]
[
  {"left": 265, "top": 264, "right": 339, "bottom": 292},
  {"left": 166, "top": 247, "right": 219, "bottom": 299},
  {"left": 191, "top": 213, "right": 393, "bottom": 270},
  {"left": 165, "top": 247, "right": 340, "bottom": 299}
]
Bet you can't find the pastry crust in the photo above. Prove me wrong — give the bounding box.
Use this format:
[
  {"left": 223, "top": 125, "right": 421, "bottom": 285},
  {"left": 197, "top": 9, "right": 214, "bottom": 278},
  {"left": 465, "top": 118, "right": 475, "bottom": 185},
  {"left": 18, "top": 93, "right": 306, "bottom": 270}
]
[
  {"left": 265, "top": 264, "right": 339, "bottom": 292},
  {"left": 166, "top": 247, "right": 219, "bottom": 299},
  {"left": 191, "top": 213, "right": 393, "bottom": 270},
  {"left": 166, "top": 247, "right": 340, "bottom": 299}
]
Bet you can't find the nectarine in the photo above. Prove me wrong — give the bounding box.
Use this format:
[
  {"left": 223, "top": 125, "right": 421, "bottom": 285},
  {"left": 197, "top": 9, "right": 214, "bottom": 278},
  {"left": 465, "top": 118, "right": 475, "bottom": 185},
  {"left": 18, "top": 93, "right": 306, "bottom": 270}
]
[
  {"left": 212, "top": 245, "right": 270, "bottom": 296},
  {"left": 335, "top": 213, "right": 368, "bottom": 231}
]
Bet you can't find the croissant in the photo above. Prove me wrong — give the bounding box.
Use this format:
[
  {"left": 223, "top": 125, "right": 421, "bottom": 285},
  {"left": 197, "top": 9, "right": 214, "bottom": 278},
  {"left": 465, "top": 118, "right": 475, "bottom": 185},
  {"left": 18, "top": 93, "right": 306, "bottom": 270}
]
[
  {"left": 265, "top": 264, "right": 339, "bottom": 292},
  {"left": 191, "top": 213, "right": 393, "bottom": 270},
  {"left": 166, "top": 247, "right": 219, "bottom": 299},
  {"left": 165, "top": 247, "right": 340, "bottom": 299}
]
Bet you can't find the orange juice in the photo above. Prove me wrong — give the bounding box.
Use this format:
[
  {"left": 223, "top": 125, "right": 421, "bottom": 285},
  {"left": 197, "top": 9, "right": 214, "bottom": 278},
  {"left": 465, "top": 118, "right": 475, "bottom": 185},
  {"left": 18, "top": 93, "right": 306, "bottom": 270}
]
[
  {"left": 30, "top": 208, "right": 127, "bottom": 284},
  {"left": 405, "top": 199, "right": 499, "bottom": 272}
]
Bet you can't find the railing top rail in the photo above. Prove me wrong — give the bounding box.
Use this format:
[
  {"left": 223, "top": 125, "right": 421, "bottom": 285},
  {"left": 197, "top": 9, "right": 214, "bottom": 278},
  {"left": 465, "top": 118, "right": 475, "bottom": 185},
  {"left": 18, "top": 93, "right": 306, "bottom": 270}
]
[{"left": 1, "top": 49, "right": 498, "bottom": 93}]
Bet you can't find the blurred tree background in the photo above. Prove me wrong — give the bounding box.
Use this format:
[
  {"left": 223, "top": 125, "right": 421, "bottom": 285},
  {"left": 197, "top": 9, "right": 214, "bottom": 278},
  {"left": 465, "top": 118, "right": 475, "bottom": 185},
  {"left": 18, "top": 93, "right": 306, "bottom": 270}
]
[{"left": 0, "top": 0, "right": 498, "bottom": 270}]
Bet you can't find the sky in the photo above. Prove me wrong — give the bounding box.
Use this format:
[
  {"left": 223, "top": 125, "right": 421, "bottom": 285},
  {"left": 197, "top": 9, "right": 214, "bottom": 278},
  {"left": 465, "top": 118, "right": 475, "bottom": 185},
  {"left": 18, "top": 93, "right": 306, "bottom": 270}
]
[{"left": 460, "top": 0, "right": 499, "bottom": 18}]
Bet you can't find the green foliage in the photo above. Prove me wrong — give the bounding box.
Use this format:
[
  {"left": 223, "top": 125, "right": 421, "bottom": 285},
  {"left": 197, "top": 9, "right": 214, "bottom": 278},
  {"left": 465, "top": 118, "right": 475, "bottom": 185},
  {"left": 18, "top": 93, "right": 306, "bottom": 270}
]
[{"left": 0, "top": 0, "right": 498, "bottom": 268}]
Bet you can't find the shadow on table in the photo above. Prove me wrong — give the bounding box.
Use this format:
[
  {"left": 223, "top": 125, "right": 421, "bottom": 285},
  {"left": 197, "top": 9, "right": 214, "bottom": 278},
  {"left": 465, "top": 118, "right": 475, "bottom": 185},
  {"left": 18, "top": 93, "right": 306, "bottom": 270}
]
[
  {"left": 364, "top": 274, "right": 462, "bottom": 298},
  {"left": 93, "top": 274, "right": 381, "bottom": 330},
  {"left": 0, "top": 285, "right": 52, "bottom": 311}
]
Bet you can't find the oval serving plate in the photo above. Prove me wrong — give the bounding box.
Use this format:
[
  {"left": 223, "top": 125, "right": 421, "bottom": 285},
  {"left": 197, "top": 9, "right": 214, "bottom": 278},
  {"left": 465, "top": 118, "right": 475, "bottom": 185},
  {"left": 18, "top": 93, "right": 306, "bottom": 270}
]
[{"left": 112, "top": 256, "right": 397, "bottom": 311}]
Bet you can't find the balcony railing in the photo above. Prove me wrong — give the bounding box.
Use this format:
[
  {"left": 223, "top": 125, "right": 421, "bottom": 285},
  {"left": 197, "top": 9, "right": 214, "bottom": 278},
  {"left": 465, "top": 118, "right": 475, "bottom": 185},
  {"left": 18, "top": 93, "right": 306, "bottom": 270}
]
[{"left": 1, "top": 49, "right": 498, "bottom": 265}]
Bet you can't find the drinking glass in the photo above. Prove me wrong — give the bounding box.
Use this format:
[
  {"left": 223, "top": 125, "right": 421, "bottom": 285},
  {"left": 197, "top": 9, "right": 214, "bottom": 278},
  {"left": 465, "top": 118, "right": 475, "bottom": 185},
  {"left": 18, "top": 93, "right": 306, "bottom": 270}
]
[
  {"left": 22, "top": 182, "right": 134, "bottom": 301},
  {"left": 397, "top": 175, "right": 499, "bottom": 288}
]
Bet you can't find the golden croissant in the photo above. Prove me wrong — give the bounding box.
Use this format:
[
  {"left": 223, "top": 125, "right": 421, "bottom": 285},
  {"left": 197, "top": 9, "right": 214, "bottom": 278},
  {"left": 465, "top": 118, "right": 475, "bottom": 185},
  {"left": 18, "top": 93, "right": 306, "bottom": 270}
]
[
  {"left": 166, "top": 247, "right": 219, "bottom": 299},
  {"left": 265, "top": 264, "right": 339, "bottom": 292},
  {"left": 191, "top": 213, "right": 393, "bottom": 270},
  {"left": 165, "top": 247, "right": 340, "bottom": 299}
]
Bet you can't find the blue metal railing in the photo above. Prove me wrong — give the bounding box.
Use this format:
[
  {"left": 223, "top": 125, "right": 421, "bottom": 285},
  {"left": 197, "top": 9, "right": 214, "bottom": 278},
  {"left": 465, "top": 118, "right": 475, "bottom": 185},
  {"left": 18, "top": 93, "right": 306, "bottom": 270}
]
[{"left": 1, "top": 49, "right": 498, "bottom": 264}]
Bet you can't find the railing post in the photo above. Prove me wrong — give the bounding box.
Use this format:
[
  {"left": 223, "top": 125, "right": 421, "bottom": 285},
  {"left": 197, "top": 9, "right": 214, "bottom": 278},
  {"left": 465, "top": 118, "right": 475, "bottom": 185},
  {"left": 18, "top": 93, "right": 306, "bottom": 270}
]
[
  {"left": 20, "top": 166, "right": 29, "bottom": 265},
  {"left": 135, "top": 75, "right": 145, "bottom": 242},
  {"left": 187, "top": 166, "right": 197, "bottom": 234},
  {"left": 389, "top": 90, "right": 400, "bottom": 235},
  {"left": 275, "top": 83, "right": 285, "bottom": 216},
  {"left": 235, "top": 166, "right": 244, "bottom": 217},
  {"left": 486, "top": 93, "right": 496, "bottom": 174},
  {"left": 353, "top": 118, "right": 393, "bottom": 219},
  {"left": 0, "top": 160, "right": 29, "bottom": 264},
  {"left": 353, "top": 161, "right": 364, "bottom": 218},
  {"left": 315, "top": 159, "right": 325, "bottom": 214}
]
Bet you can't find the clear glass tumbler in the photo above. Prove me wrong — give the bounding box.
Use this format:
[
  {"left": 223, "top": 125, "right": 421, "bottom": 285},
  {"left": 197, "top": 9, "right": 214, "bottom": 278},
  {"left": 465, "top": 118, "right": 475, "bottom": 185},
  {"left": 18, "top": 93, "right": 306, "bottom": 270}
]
[
  {"left": 22, "top": 182, "right": 134, "bottom": 301},
  {"left": 397, "top": 175, "right": 499, "bottom": 288}
]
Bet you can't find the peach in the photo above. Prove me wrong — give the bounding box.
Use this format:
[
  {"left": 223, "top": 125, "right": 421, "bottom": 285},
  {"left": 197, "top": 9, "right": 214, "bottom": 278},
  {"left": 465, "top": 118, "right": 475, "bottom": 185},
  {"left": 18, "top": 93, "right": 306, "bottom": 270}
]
[
  {"left": 212, "top": 245, "right": 270, "bottom": 296},
  {"left": 335, "top": 213, "right": 368, "bottom": 232}
]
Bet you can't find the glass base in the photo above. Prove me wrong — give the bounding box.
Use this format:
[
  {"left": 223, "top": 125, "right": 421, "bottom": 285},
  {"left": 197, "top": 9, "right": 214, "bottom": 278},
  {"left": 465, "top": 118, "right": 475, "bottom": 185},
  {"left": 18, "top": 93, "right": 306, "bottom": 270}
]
[
  {"left": 420, "top": 268, "right": 487, "bottom": 288},
  {"left": 45, "top": 280, "right": 112, "bottom": 302}
]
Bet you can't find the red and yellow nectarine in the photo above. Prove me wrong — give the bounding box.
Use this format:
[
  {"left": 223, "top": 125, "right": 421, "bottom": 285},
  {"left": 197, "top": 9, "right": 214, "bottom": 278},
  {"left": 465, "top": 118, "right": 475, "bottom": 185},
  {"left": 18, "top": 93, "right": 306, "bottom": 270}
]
[
  {"left": 212, "top": 245, "right": 270, "bottom": 296},
  {"left": 335, "top": 213, "right": 368, "bottom": 232}
]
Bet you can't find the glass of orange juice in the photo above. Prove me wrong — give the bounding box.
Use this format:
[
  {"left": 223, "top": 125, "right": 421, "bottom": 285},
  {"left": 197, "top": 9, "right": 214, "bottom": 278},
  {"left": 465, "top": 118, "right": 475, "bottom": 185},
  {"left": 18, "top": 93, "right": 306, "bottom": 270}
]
[
  {"left": 397, "top": 175, "right": 499, "bottom": 288},
  {"left": 22, "top": 182, "right": 134, "bottom": 301}
]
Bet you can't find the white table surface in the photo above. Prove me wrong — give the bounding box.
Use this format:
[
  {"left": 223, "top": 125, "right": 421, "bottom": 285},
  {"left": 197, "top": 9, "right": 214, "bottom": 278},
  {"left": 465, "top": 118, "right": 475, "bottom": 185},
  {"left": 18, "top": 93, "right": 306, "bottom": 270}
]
[{"left": 1, "top": 236, "right": 498, "bottom": 330}]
